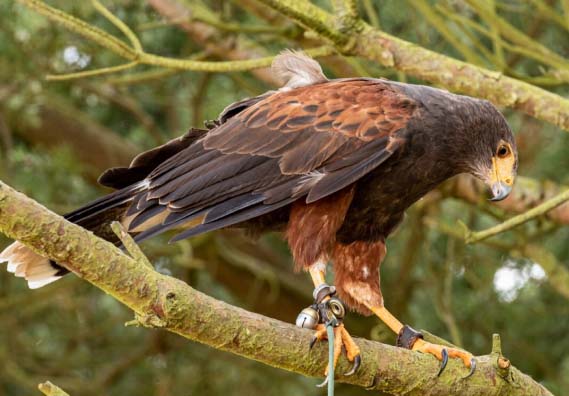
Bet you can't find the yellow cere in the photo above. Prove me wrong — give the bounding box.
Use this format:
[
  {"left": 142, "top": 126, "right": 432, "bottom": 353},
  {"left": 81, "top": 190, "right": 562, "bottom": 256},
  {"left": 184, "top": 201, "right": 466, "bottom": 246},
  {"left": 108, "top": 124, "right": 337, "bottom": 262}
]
[{"left": 490, "top": 141, "right": 516, "bottom": 186}]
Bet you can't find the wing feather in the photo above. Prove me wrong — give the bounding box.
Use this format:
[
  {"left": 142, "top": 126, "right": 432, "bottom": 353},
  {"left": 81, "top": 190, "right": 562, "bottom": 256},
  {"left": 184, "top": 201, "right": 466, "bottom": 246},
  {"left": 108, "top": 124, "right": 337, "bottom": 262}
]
[
  {"left": 98, "top": 128, "right": 207, "bottom": 189},
  {"left": 126, "top": 79, "right": 417, "bottom": 242}
]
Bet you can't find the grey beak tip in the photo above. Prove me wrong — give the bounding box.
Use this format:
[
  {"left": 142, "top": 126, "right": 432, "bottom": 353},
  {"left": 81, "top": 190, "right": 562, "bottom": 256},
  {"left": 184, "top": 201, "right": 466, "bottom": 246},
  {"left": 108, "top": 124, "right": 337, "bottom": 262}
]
[{"left": 489, "top": 181, "right": 512, "bottom": 202}]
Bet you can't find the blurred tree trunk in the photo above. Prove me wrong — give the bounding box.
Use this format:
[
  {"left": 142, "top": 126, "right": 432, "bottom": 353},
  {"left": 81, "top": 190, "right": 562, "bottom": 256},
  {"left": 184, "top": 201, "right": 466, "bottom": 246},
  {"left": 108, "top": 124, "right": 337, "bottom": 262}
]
[{"left": 8, "top": 100, "right": 139, "bottom": 181}]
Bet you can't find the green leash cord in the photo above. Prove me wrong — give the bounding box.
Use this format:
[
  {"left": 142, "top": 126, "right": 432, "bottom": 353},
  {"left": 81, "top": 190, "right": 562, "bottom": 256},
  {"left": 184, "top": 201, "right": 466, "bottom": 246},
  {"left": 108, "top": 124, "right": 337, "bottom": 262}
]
[{"left": 326, "top": 323, "right": 335, "bottom": 396}]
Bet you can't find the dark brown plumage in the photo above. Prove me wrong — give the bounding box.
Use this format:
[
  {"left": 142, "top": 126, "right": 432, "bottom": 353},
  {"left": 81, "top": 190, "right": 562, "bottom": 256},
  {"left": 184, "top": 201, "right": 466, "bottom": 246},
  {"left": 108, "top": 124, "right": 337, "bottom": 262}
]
[{"left": 1, "top": 50, "right": 518, "bottom": 375}]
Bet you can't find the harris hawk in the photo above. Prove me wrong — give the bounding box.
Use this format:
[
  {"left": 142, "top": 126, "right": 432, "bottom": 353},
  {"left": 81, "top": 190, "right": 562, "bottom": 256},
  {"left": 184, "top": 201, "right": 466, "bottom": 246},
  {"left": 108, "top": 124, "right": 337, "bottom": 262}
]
[{"left": 1, "top": 51, "right": 517, "bottom": 378}]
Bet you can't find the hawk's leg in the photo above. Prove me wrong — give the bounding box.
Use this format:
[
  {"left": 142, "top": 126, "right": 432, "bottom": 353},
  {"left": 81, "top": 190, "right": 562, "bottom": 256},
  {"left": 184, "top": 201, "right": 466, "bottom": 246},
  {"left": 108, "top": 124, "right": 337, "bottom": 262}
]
[
  {"left": 334, "top": 241, "right": 476, "bottom": 378},
  {"left": 370, "top": 305, "right": 476, "bottom": 377},
  {"left": 296, "top": 264, "right": 361, "bottom": 382}
]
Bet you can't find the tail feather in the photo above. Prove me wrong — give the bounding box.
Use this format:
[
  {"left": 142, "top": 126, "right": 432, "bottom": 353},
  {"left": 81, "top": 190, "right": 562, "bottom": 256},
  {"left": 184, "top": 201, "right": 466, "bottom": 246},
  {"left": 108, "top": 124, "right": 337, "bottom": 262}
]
[
  {"left": 1, "top": 181, "right": 147, "bottom": 289},
  {"left": 1, "top": 129, "right": 216, "bottom": 290},
  {"left": 0, "top": 242, "right": 62, "bottom": 289}
]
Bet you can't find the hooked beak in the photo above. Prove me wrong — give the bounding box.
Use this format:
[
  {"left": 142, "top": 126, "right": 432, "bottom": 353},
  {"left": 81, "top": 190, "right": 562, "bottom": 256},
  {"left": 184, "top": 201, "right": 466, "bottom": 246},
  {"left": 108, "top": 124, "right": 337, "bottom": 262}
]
[{"left": 489, "top": 181, "right": 512, "bottom": 202}]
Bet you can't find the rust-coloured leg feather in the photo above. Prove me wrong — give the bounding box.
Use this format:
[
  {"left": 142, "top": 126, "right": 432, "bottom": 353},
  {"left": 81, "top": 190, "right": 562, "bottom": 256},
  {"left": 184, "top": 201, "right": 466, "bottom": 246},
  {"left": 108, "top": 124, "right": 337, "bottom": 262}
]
[
  {"left": 287, "top": 187, "right": 362, "bottom": 378},
  {"left": 334, "top": 240, "right": 476, "bottom": 377},
  {"left": 333, "top": 240, "right": 386, "bottom": 315},
  {"left": 286, "top": 187, "right": 354, "bottom": 271}
]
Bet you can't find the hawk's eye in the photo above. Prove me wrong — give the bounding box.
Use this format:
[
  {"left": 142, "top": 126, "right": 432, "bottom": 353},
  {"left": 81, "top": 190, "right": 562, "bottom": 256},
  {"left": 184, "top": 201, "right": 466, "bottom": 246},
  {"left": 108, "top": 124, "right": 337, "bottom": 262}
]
[{"left": 497, "top": 144, "right": 510, "bottom": 158}]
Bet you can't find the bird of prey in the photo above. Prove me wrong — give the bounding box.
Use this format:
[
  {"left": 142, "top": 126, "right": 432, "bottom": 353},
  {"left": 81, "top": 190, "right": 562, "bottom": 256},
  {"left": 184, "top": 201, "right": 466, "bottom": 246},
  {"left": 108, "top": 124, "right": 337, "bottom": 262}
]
[{"left": 1, "top": 50, "right": 517, "bottom": 378}]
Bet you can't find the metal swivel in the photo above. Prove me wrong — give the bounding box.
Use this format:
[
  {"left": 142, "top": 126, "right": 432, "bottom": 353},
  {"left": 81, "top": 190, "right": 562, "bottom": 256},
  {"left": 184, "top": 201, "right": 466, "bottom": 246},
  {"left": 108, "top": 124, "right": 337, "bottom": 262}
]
[{"left": 327, "top": 297, "right": 345, "bottom": 320}]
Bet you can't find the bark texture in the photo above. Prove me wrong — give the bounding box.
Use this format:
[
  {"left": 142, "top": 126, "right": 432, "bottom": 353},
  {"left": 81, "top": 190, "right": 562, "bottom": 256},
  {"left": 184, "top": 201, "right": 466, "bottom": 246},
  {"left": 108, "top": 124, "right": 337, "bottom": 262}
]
[
  {"left": 0, "top": 180, "right": 553, "bottom": 396},
  {"left": 257, "top": 0, "right": 569, "bottom": 132}
]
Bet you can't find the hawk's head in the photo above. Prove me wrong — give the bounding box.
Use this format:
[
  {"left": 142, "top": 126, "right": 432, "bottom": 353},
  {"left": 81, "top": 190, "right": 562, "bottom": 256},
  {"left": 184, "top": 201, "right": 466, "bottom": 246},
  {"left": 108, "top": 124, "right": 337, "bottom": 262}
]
[{"left": 466, "top": 100, "right": 518, "bottom": 202}]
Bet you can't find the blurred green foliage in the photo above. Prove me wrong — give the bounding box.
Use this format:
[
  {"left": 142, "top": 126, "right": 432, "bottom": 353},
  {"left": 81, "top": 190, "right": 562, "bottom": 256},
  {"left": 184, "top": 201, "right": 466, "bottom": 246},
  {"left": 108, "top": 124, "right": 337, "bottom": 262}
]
[{"left": 1, "top": 0, "right": 569, "bottom": 395}]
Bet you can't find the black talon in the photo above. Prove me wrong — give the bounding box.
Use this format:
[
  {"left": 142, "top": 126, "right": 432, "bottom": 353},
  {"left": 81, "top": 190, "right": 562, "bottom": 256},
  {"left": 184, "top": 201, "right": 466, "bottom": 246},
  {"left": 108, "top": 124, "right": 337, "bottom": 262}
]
[
  {"left": 344, "top": 354, "right": 361, "bottom": 376},
  {"left": 309, "top": 336, "right": 318, "bottom": 350},
  {"left": 437, "top": 348, "right": 449, "bottom": 377},
  {"left": 463, "top": 358, "right": 476, "bottom": 379},
  {"left": 316, "top": 377, "right": 329, "bottom": 388},
  {"left": 365, "top": 374, "right": 379, "bottom": 390}
]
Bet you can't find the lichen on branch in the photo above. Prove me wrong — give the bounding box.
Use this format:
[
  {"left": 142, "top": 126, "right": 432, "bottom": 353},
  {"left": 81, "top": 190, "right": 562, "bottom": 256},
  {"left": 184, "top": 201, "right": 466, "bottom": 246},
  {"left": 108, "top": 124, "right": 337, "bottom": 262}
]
[
  {"left": 255, "top": 0, "right": 569, "bottom": 132},
  {"left": 0, "top": 181, "right": 553, "bottom": 396},
  {"left": 17, "top": 0, "right": 569, "bottom": 132}
]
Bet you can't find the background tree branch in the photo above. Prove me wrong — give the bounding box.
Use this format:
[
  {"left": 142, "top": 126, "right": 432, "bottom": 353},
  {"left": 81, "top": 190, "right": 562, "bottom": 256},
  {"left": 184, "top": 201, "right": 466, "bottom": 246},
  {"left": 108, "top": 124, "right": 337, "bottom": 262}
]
[
  {"left": 14, "top": 0, "right": 569, "bottom": 133},
  {"left": 9, "top": 100, "right": 140, "bottom": 181},
  {"left": 256, "top": 0, "right": 569, "bottom": 132}
]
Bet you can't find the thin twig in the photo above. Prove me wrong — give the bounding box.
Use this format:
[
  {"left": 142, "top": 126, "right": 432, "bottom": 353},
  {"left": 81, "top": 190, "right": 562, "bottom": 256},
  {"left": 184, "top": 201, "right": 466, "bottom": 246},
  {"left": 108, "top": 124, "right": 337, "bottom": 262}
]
[
  {"left": 527, "top": 0, "right": 569, "bottom": 32},
  {"left": 361, "top": 0, "right": 380, "bottom": 29},
  {"left": 18, "top": 0, "right": 137, "bottom": 60},
  {"left": 91, "top": 0, "right": 142, "bottom": 52},
  {"left": 423, "top": 217, "right": 514, "bottom": 251},
  {"left": 464, "top": 0, "right": 569, "bottom": 70},
  {"left": 487, "top": 0, "right": 506, "bottom": 71},
  {"left": 105, "top": 68, "right": 181, "bottom": 85},
  {"left": 464, "top": 189, "right": 569, "bottom": 244},
  {"left": 105, "top": 51, "right": 209, "bottom": 85},
  {"left": 46, "top": 62, "right": 138, "bottom": 81},
  {"left": 38, "top": 381, "right": 70, "bottom": 396},
  {"left": 434, "top": 5, "right": 497, "bottom": 65},
  {"left": 142, "top": 45, "right": 334, "bottom": 71},
  {"left": 410, "top": 0, "right": 487, "bottom": 66},
  {"left": 111, "top": 222, "right": 153, "bottom": 269}
]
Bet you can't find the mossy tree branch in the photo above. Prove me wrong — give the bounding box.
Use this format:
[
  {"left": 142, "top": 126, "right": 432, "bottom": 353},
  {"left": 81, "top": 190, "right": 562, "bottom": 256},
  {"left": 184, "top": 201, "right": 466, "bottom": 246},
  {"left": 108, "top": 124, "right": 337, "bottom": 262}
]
[
  {"left": 256, "top": 0, "right": 569, "bottom": 132},
  {"left": 462, "top": 189, "right": 569, "bottom": 244},
  {"left": 0, "top": 182, "right": 553, "bottom": 395},
  {"left": 17, "top": 0, "right": 569, "bottom": 131},
  {"left": 16, "top": 0, "right": 334, "bottom": 80}
]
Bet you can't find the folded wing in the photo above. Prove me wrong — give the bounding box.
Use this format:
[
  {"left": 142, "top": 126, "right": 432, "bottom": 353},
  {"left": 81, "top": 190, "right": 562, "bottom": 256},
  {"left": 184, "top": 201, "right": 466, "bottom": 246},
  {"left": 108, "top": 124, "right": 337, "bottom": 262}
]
[{"left": 126, "top": 79, "right": 417, "bottom": 243}]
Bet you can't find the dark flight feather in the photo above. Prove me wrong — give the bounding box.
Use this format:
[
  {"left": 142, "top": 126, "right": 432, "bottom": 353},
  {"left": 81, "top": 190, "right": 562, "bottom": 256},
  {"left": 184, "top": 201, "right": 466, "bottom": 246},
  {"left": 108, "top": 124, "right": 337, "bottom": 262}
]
[
  {"left": 116, "top": 78, "right": 417, "bottom": 242},
  {"left": 64, "top": 181, "right": 146, "bottom": 223},
  {"left": 167, "top": 159, "right": 281, "bottom": 211},
  {"left": 98, "top": 128, "right": 207, "bottom": 189},
  {"left": 127, "top": 204, "right": 165, "bottom": 231},
  {"left": 167, "top": 196, "right": 299, "bottom": 244},
  {"left": 307, "top": 143, "right": 396, "bottom": 203}
]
